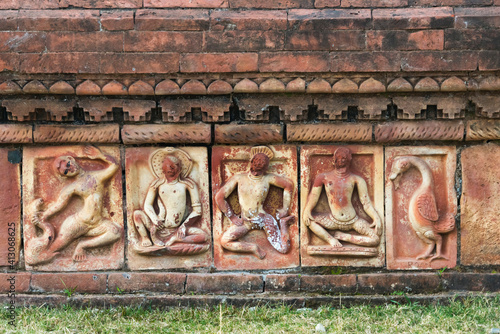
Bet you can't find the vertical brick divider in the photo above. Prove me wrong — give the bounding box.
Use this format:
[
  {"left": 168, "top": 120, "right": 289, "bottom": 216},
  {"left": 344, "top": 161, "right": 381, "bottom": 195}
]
[
  {"left": 208, "top": 123, "right": 215, "bottom": 273},
  {"left": 455, "top": 145, "right": 464, "bottom": 267}
]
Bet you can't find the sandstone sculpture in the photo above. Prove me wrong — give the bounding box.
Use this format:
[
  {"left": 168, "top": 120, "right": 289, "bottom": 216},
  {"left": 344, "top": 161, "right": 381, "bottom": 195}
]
[
  {"left": 389, "top": 156, "right": 455, "bottom": 261},
  {"left": 215, "top": 146, "right": 295, "bottom": 259},
  {"left": 25, "top": 146, "right": 122, "bottom": 266},
  {"left": 303, "top": 147, "right": 383, "bottom": 257}
]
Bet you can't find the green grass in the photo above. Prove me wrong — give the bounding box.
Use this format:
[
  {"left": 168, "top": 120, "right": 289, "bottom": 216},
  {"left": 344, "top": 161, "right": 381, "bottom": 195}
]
[{"left": 1, "top": 296, "right": 499, "bottom": 333}]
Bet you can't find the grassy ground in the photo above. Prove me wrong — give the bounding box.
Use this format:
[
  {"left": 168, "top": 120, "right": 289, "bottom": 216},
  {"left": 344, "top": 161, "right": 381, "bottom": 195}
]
[{"left": 1, "top": 296, "right": 499, "bottom": 333}]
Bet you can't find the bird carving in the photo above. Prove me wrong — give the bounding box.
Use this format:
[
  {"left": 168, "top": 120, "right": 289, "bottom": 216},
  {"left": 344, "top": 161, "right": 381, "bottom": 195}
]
[{"left": 389, "top": 156, "right": 455, "bottom": 261}]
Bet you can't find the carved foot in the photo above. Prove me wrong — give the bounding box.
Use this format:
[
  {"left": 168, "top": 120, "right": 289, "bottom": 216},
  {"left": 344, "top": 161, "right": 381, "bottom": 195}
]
[
  {"left": 141, "top": 239, "right": 153, "bottom": 247},
  {"left": 416, "top": 254, "right": 432, "bottom": 260},
  {"left": 164, "top": 235, "right": 179, "bottom": 247},
  {"left": 430, "top": 254, "right": 448, "bottom": 261},
  {"left": 72, "top": 247, "right": 87, "bottom": 262}
]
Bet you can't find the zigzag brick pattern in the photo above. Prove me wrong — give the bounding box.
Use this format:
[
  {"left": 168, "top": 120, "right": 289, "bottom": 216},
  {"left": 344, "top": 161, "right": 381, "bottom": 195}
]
[{"left": 375, "top": 121, "right": 464, "bottom": 142}]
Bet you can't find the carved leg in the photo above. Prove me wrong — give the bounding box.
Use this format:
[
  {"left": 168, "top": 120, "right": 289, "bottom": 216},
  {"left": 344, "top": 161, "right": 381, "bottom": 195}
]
[
  {"left": 430, "top": 233, "right": 447, "bottom": 261},
  {"left": 335, "top": 218, "right": 380, "bottom": 247},
  {"left": 49, "top": 215, "right": 87, "bottom": 253},
  {"left": 73, "top": 220, "right": 122, "bottom": 262},
  {"left": 415, "top": 231, "right": 435, "bottom": 260},
  {"left": 221, "top": 224, "right": 265, "bottom": 259},
  {"left": 309, "top": 221, "right": 342, "bottom": 247},
  {"left": 133, "top": 210, "right": 153, "bottom": 247}
]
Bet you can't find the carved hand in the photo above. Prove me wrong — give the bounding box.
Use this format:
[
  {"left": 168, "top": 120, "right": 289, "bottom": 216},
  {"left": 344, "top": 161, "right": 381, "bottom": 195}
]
[
  {"left": 155, "top": 219, "right": 165, "bottom": 230},
  {"left": 176, "top": 224, "right": 187, "bottom": 239},
  {"left": 370, "top": 217, "right": 383, "bottom": 236},
  {"left": 303, "top": 210, "right": 314, "bottom": 227}
]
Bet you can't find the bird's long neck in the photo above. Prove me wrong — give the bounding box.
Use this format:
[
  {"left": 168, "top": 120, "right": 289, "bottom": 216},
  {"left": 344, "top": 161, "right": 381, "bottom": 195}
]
[{"left": 407, "top": 156, "right": 434, "bottom": 191}]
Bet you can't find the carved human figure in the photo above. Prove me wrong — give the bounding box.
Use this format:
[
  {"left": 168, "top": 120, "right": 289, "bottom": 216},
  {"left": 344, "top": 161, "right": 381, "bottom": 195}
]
[
  {"left": 27, "top": 146, "right": 122, "bottom": 265},
  {"left": 133, "top": 148, "right": 208, "bottom": 250},
  {"left": 389, "top": 156, "right": 455, "bottom": 261},
  {"left": 215, "top": 146, "right": 295, "bottom": 259},
  {"left": 303, "top": 147, "right": 382, "bottom": 249}
]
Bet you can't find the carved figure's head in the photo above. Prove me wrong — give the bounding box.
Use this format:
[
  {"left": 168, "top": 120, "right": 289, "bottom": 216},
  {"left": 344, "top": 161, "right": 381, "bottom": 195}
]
[
  {"left": 333, "top": 147, "right": 352, "bottom": 169},
  {"left": 53, "top": 155, "right": 80, "bottom": 178},
  {"left": 389, "top": 157, "right": 412, "bottom": 181},
  {"left": 162, "top": 155, "right": 182, "bottom": 180},
  {"left": 250, "top": 153, "right": 270, "bottom": 174}
]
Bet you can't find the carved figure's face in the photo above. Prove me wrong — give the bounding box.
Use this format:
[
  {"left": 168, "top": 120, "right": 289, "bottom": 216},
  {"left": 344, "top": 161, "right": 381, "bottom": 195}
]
[
  {"left": 163, "top": 156, "right": 181, "bottom": 179},
  {"left": 57, "top": 156, "right": 79, "bottom": 178},
  {"left": 250, "top": 153, "right": 269, "bottom": 174},
  {"left": 333, "top": 149, "right": 351, "bottom": 169},
  {"left": 389, "top": 158, "right": 411, "bottom": 181}
]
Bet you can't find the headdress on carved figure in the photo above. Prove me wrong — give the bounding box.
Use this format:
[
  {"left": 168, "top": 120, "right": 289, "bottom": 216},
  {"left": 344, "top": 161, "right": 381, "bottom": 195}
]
[
  {"left": 149, "top": 147, "right": 193, "bottom": 179},
  {"left": 250, "top": 146, "right": 274, "bottom": 161}
]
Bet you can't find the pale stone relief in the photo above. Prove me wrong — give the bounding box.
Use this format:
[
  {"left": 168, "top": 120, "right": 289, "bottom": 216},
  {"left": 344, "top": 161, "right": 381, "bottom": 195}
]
[
  {"left": 215, "top": 146, "right": 295, "bottom": 260},
  {"left": 389, "top": 156, "right": 455, "bottom": 261},
  {"left": 129, "top": 148, "right": 210, "bottom": 256},
  {"left": 24, "top": 146, "right": 123, "bottom": 271},
  {"left": 303, "top": 147, "right": 382, "bottom": 256}
]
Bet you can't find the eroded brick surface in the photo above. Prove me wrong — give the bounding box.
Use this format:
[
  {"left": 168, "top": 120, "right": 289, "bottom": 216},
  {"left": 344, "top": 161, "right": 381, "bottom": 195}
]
[
  {"left": 461, "top": 144, "right": 500, "bottom": 265},
  {"left": 186, "top": 274, "right": 263, "bottom": 294},
  {"left": 31, "top": 273, "right": 107, "bottom": 293},
  {"left": 0, "top": 124, "right": 32, "bottom": 143},
  {"left": 466, "top": 120, "right": 500, "bottom": 141},
  {"left": 287, "top": 123, "right": 372, "bottom": 142},
  {"left": 358, "top": 273, "right": 441, "bottom": 294},
  {"left": 375, "top": 121, "right": 464, "bottom": 142},
  {"left": 108, "top": 273, "right": 186, "bottom": 293},
  {"left": 215, "top": 124, "right": 283, "bottom": 144},
  {"left": 122, "top": 124, "right": 211, "bottom": 144},
  {"left": 34, "top": 124, "right": 120, "bottom": 143},
  {"left": 300, "top": 275, "right": 357, "bottom": 293},
  {"left": 385, "top": 146, "right": 457, "bottom": 270}
]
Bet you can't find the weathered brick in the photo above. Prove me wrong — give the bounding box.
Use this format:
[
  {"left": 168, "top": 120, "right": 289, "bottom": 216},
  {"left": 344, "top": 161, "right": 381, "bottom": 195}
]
[
  {"left": 402, "top": 51, "right": 478, "bottom": 72},
  {"left": 100, "top": 11, "right": 134, "bottom": 30},
  {"left": 122, "top": 124, "right": 211, "bottom": 144},
  {"left": 34, "top": 124, "right": 120, "bottom": 143},
  {"left": 49, "top": 81, "right": 75, "bottom": 94},
  {"left": 367, "top": 30, "right": 444, "bottom": 51},
  {"left": 265, "top": 274, "right": 300, "bottom": 292},
  {"left": 0, "top": 273, "right": 30, "bottom": 293},
  {"left": 3, "top": 98, "right": 76, "bottom": 121},
  {"left": 358, "top": 273, "right": 441, "bottom": 294},
  {"left": 466, "top": 120, "right": 500, "bottom": 140},
  {"left": 314, "top": 0, "right": 340, "bottom": 7},
  {"left": 454, "top": 7, "right": 500, "bottom": 29},
  {"left": 373, "top": 7, "right": 454, "bottom": 30},
  {"left": 300, "top": 275, "right": 357, "bottom": 294},
  {"left": 136, "top": 9, "right": 210, "bottom": 30},
  {"left": 208, "top": 80, "right": 233, "bottom": 94},
  {"left": 180, "top": 53, "right": 258, "bottom": 72},
  {"left": 161, "top": 96, "right": 230, "bottom": 122},
  {"left": 260, "top": 52, "right": 330, "bottom": 72},
  {"left": 445, "top": 30, "right": 500, "bottom": 51},
  {"left": 415, "top": 0, "right": 491, "bottom": 4},
  {"left": 0, "top": 0, "right": 59, "bottom": 9},
  {"left": 394, "top": 95, "right": 467, "bottom": 119},
  {"left": 0, "top": 11, "right": 18, "bottom": 30},
  {"left": 76, "top": 80, "right": 102, "bottom": 95},
  {"left": 341, "top": 0, "right": 407, "bottom": 6},
  {"left": 286, "top": 30, "right": 365, "bottom": 51},
  {"left": 78, "top": 99, "right": 155, "bottom": 122},
  {"left": 108, "top": 273, "right": 186, "bottom": 293},
  {"left": 124, "top": 31, "right": 203, "bottom": 52},
  {"left": 100, "top": 53, "right": 179, "bottom": 74},
  {"left": 20, "top": 53, "right": 100, "bottom": 74},
  {"left": 31, "top": 273, "right": 107, "bottom": 294},
  {"left": 287, "top": 123, "right": 372, "bottom": 142},
  {"left": 479, "top": 51, "right": 500, "bottom": 70},
  {"left": 23, "top": 80, "right": 49, "bottom": 94},
  {"left": 46, "top": 32, "right": 123, "bottom": 52},
  {"left": 461, "top": 144, "right": 500, "bottom": 265},
  {"left": 215, "top": 124, "right": 283, "bottom": 144},
  {"left": 331, "top": 52, "right": 401, "bottom": 72},
  {"left": 145, "top": 0, "right": 228, "bottom": 7},
  {"left": 205, "top": 31, "right": 285, "bottom": 52},
  {"left": 0, "top": 54, "right": 20, "bottom": 72},
  {"left": 442, "top": 273, "right": 500, "bottom": 291},
  {"left": 259, "top": 78, "right": 285, "bottom": 92},
  {"left": 375, "top": 121, "right": 464, "bottom": 142},
  {"left": 59, "top": 0, "right": 142, "bottom": 8},
  {"left": 0, "top": 32, "right": 46, "bottom": 53},
  {"left": 18, "top": 10, "right": 100, "bottom": 31},
  {"left": 0, "top": 124, "right": 32, "bottom": 143},
  {"left": 288, "top": 9, "right": 371, "bottom": 30},
  {"left": 229, "top": 0, "right": 313, "bottom": 8},
  {"left": 186, "top": 274, "right": 264, "bottom": 294},
  {"left": 211, "top": 10, "right": 287, "bottom": 30}
]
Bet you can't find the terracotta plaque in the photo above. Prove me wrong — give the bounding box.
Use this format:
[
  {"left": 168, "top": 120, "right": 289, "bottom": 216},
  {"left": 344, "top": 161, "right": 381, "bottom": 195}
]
[
  {"left": 300, "top": 145, "right": 385, "bottom": 267},
  {"left": 461, "top": 143, "right": 500, "bottom": 265},
  {"left": 386, "top": 146, "right": 457, "bottom": 270},
  {"left": 0, "top": 149, "right": 21, "bottom": 267},
  {"left": 212, "top": 145, "right": 299, "bottom": 270},
  {"left": 125, "top": 147, "right": 212, "bottom": 270},
  {"left": 23, "top": 146, "right": 124, "bottom": 271}
]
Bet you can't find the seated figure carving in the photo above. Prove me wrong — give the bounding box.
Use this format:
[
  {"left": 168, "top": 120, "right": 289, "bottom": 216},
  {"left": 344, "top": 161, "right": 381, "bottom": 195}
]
[
  {"left": 25, "top": 146, "right": 122, "bottom": 265},
  {"left": 215, "top": 146, "right": 295, "bottom": 259},
  {"left": 131, "top": 147, "right": 209, "bottom": 255},
  {"left": 303, "top": 147, "right": 382, "bottom": 256}
]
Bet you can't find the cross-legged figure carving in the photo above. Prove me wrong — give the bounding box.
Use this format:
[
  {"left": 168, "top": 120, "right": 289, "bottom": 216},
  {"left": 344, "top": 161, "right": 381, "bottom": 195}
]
[
  {"left": 133, "top": 148, "right": 208, "bottom": 249},
  {"left": 28, "top": 146, "right": 122, "bottom": 264},
  {"left": 303, "top": 147, "right": 382, "bottom": 249},
  {"left": 215, "top": 146, "right": 295, "bottom": 259}
]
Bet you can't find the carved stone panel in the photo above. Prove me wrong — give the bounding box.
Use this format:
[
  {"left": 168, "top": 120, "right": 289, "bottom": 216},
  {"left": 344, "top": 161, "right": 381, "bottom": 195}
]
[
  {"left": 212, "top": 145, "right": 299, "bottom": 270},
  {"left": 0, "top": 149, "right": 21, "bottom": 267},
  {"left": 385, "top": 146, "right": 457, "bottom": 270},
  {"left": 23, "top": 146, "right": 124, "bottom": 271},
  {"left": 125, "top": 147, "right": 211, "bottom": 270},
  {"left": 461, "top": 143, "right": 500, "bottom": 265},
  {"left": 300, "top": 145, "right": 384, "bottom": 267}
]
